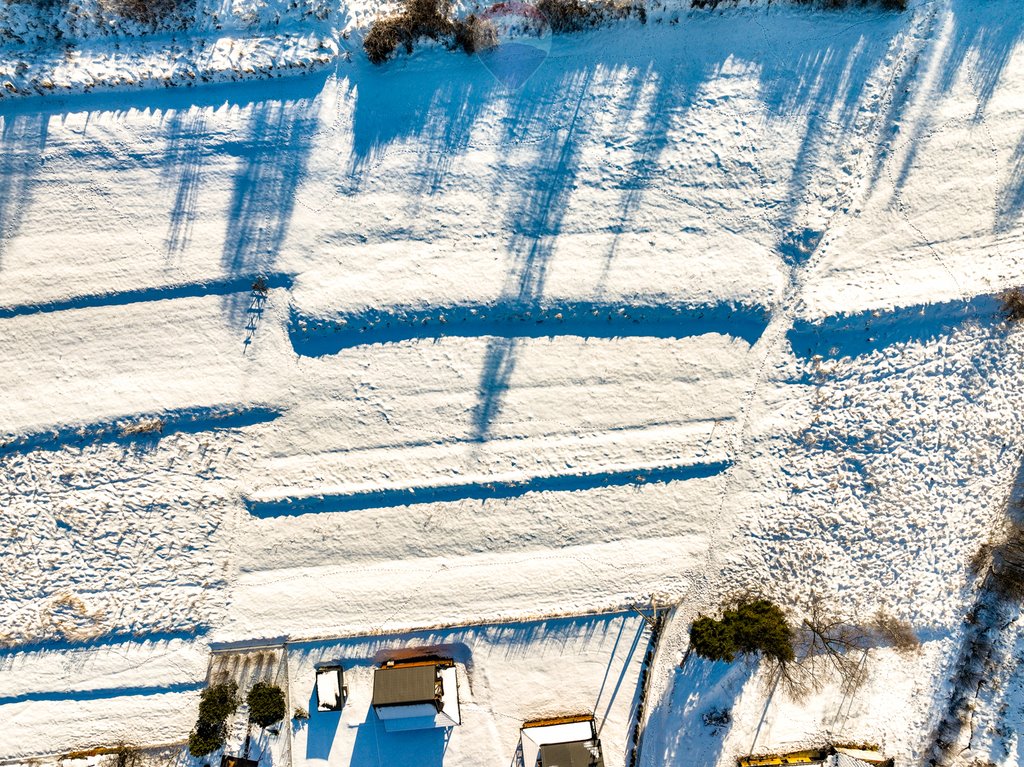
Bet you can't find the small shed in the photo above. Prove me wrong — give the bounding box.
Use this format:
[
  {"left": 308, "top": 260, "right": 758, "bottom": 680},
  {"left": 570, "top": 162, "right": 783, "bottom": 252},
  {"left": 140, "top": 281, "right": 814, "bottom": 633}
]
[
  {"left": 221, "top": 757, "right": 259, "bottom": 767},
  {"left": 371, "top": 659, "right": 461, "bottom": 732},
  {"left": 315, "top": 664, "right": 346, "bottom": 712},
  {"left": 521, "top": 715, "right": 605, "bottom": 767}
]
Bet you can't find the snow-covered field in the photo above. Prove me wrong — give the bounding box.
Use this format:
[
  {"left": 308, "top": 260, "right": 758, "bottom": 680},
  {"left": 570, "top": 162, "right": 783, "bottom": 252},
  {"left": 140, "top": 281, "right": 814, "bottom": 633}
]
[{"left": 1, "top": 0, "right": 1023, "bottom": 764}]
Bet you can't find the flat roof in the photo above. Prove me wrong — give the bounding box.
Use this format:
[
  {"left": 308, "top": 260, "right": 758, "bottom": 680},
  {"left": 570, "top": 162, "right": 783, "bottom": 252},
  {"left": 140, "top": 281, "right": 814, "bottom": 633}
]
[
  {"left": 539, "top": 740, "right": 605, "bottom": 767},
  {"left": 372, "top": 664, "right": 438, "bottom": 707}
]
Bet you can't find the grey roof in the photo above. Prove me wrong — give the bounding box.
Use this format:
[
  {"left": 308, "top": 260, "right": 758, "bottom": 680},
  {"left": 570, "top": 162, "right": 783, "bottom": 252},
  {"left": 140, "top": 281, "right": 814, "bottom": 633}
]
[
  {"left": 539, "top": 740, "right": 605, "bottom": 767},
  {"left": 372, "top": 665, "right": 439, "bottom": 707}
]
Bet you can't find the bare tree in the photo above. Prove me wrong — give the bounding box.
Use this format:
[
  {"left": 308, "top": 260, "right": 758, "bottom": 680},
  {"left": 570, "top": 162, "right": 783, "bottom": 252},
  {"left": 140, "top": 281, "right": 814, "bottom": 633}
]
[{"left": 761, "top": 595, "right": 871, "bottom": 701}]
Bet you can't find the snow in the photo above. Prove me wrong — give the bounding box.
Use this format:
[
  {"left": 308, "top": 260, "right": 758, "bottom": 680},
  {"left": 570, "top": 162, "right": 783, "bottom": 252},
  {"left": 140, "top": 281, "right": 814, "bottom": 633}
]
[{"left": 1, "top": 0, "right": 1023, "bottom": 765}]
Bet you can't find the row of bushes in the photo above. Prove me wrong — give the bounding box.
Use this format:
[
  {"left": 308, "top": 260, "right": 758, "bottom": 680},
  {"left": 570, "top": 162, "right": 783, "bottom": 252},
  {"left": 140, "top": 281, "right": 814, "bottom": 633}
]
[
  {"left": 188, "top": 681, "right": 287, "bottom": 756},
  {"left": 363, "top": 0, "right": 498, "bottom": 64},
  {"left": 693, "top": 0, "right": 904, "bottom": 8},
  {"left": 363, "top": 0, "right": 646, "bottom": 64}
]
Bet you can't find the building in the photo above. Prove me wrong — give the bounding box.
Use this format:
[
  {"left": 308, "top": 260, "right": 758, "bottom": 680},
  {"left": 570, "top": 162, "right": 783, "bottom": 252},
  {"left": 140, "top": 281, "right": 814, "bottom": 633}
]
[
  {"left": 221, "top": 756, "right": 259, "bottom": 767},
  {"left": 315, "top": 664, "right": 346, "bottom": 712},
  {"left": 520, "top": 715, "right": 605, "bottom": 767},
  {"left": 371, "top": 659, "right": 461, "bottom": 732}
]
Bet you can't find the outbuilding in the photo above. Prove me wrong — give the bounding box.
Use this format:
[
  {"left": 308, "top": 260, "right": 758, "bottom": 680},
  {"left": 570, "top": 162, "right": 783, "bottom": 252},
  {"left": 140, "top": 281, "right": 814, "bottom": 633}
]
[
  {"left": 315, "top": 664, "right": 346, "bottom": 712},
  {"left": 371, "top": 659, "right": 461, "bottom": 732},
  {"left": 520, "top": 715, "right": 605, "bottom": 767}
]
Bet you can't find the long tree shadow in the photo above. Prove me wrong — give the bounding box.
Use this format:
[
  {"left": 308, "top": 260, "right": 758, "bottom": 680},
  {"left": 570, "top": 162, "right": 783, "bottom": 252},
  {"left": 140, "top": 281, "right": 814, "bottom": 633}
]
[
  {"left": 219, "top": 92, "right": 322, "bottom": 325},
  {"left": 755, "top": 7, "right": 907, "bottom": 265},
  {"left": 643, "top": 655, "right": 753, "bottom": 767},
  {"left": 0, "top": 112, "right": 47, "bottom": 269},
  {"left": 345, "top": 60, "right": 496, "bottom": 195},
  {"left": 887, "top": 0, "right": 1024, "bottom": 203},
  {"left": 996, "top": 130, "right": 1024, "bottom": 234},
  {"left": 470, "top": 67, "right": 597, "bottom": 442},
  {"left": 787, "top": 293, "right": 1002, "bottom": 360},
  {"left": 161, "top": 108, "right": 208, "bottom": 261}
]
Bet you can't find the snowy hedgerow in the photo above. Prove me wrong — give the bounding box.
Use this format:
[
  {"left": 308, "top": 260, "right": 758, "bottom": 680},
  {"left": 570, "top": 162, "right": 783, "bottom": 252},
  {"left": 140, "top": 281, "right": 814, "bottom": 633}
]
[
  {"left": 363, "top": 0, "right": 454, "bottom": 64},
  {"left": 188, "top": 681, "right": 238, "bottom": 756},
  {"left": 361, "top": 0, "right": 513, "bottom": 63},
  {"left": 535, "top": 0, "right": 645, "bottom": 34},
  {"left": 247, "top": 682, "right": 287, "bottom": 728}
]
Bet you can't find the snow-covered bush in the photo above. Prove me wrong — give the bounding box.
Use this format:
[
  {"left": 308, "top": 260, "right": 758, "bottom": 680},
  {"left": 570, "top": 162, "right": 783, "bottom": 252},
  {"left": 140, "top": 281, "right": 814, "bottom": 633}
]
[
  {"left": 188, "top": 681, "right": 238, "bottom": 757},
  {"left": 247, "top": 681, "right": 286, "bottom": 728},
  {"left": 363, "top": 0, "right": 495, "bottom": 64},
  {"left": 535, "top": 0, "right": 645, "bottom": 34}
]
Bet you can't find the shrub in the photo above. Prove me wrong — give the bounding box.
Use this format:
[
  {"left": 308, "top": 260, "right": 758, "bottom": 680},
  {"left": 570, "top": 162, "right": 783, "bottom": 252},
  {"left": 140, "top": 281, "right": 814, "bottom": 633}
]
[
  {"left": 778, "top": 0, "right": 905, "bottom": 9},
  {"left": 113, "top": 743, "right": 141, "bottom": 767},
  {"left": 690, "top": 615, "right": 737, "bottom": 662},
  {"left": 293, "top": 706, "right": 310, "bottom": 720},
  {"left": 188, "top": 681, "right": 238, "bottom": 757},
  {"left": 452, "top": 14, "right": 499, "bottom": 54},
  {"left": 187, "top": 725, "right": 226, "bottom": 758},
  {"left": 99, "top": 0, "right": 190, "bottom": 25},
  {"left": 247, "top": 682, "right": 286, "bottom": 728},
  {"left": 871, "top": 610, "right": 920, "bottom": 653},
  {"left": 732, "top": 599, "right": 795, "bottom": 662},
  {"left": 690, "top": 599, "right": 794, "bottom": 663},
  {"left": 363, "top": 0, "right": 456, "bottom": 64},
  {"left": 999, "top": 288, "right": 1024, "bottom": 323},
  {"left": 536, "top": 0, "right": 644, "bottom": 34}
]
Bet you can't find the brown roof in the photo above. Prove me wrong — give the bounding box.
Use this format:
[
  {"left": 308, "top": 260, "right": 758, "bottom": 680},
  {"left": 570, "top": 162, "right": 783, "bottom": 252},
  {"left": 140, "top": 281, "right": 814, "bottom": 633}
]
[
  {"left": 539, "top": 740, "right": 605, "bottom": 767},
  {"left": 372, "top": 665, "right": 439, "bottom": 708}
]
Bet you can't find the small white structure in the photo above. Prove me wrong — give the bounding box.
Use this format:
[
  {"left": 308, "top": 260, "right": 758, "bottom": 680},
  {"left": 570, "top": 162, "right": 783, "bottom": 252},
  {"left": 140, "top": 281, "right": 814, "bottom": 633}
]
[
  {"left": 520, "top": 716, "right": 605, "bottom": 767},
  {"left": 371, "top": 660, "right": 461, "bottom": 732},
  {"left": 315, "top": 664, "right": 346, "bottom": 712}
]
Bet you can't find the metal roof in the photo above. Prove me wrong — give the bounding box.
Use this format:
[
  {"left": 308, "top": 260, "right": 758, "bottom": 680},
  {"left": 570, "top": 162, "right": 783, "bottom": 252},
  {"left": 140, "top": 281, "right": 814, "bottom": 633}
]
[
  {"left": 372, "top": 665, "right": 438, "bottom": 707},
  {"left": 539, "top": 740, "right": 605, "bottom": 767}
]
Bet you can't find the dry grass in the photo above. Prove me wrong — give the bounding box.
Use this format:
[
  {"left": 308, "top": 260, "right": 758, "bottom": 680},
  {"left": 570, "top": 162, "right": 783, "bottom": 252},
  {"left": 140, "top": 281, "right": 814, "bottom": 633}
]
[{"left": 119, "top": 417, "right": 165, "bottom": 437}]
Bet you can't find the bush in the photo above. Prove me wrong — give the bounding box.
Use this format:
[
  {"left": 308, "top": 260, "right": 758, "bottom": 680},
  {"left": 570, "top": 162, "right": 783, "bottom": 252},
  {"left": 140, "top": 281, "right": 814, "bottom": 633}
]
[
  {"left": 293, "top": 706, "right": 310, "bottom": 720},
  {"left": 779, "top": 0, "right": 905, "bottom": 9},
  {"left": 188, "top": 681, "right": 238, "bottom": 757},
  {"left": 1000, "top": 288, "right": 1024, "bottom": 323},
  {"left": 99, "top": 0, "right": 191, "bottom": 25},
  {"left": 690, "top": 599, "right": 794, "bottom": 663},
  {"left": 247, "top": 682, "right": 286, "bottom": 728},
  {"left": 363, "top": 0, "right": 455, "bottom": 64},
  {"left": 871, "top": 610, "right": 920, "bottom": 653},
  {"left": 188, "top": 725, "right": 226, "bottom": 758},
  {"left": 452, "top": 14, "right": 499, "bottom": 54},
  {"left": 690, "top": 615, "right": 736, "bottom": 662},
  {"left": 536, "top": 0, "right": 644, "bottom": 33}
]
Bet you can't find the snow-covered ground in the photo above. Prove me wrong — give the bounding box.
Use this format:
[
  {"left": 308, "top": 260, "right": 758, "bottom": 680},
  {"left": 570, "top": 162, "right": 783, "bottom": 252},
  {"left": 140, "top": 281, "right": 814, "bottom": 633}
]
[{"left": 1, "top": 0, "right": 1023, "bottom": 764}]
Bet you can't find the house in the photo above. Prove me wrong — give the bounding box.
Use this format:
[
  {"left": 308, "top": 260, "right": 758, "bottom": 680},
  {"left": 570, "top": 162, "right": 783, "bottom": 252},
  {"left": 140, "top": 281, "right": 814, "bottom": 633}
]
[
  {"left": 371, "top": 659, "right": 461, "bottom": 732},
  {"left": 315, "top": 664, "right": 346, "bottom": 712},
  {"left": 520, "top": 715, "right": 605, "bottom": 767}
]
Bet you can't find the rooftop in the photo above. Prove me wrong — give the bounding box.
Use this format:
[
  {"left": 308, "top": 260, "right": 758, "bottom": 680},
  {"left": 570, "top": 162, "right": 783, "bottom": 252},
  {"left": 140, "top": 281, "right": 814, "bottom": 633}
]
[
  {"left": 372, "top": 664, "right": 439, "bottom": 708},
  {"left": 539, "top": 739, "right": 605, "bottom": 767}
]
